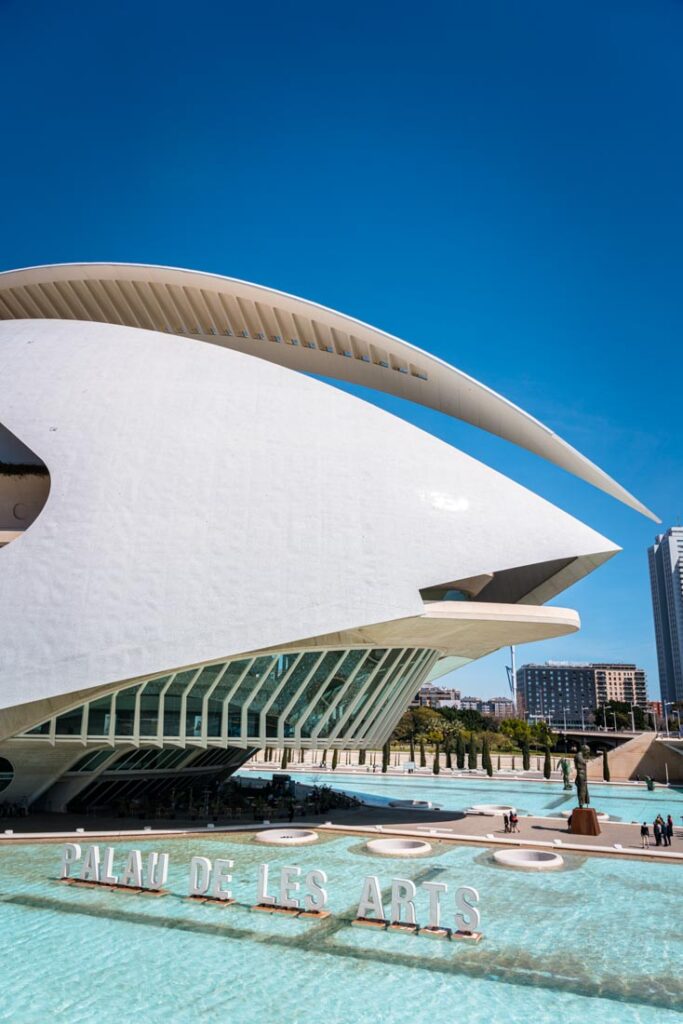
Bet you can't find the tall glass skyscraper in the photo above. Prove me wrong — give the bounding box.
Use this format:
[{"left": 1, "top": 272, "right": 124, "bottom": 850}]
[{"left": 648, "top": 527, "right": 683, "bottom": 705}]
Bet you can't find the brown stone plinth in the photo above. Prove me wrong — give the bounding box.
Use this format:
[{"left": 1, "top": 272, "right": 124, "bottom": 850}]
[
  {"left": 451, "top": 930, "right": 483, "bottom": 943},
  {"left": 569, "top": 807, "right": 601, "bottom": 836},
  {"left": 298, "top": 909, "right": 331, "bottom": 919},
  {"left": 389, "top": 922, "right": 418, "bottom": 934},
  {"left": 420, "top": 927, "right": 450, "bottom": 940},
  {"left": 351, "top": 917, "right": 387, "bottom": 929}
]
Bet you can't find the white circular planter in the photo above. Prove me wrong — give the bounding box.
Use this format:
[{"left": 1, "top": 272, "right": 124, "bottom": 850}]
[
  {"left": 560, "top": 810, "right": 609, "bottom": 821},
  {"left": 254, "top": 828, "right": 319, "bottom": 845},
  {"left": 366, "top": 837, "right": 432, "bottom": 857},
  {"left": 493, "top": 849, "right": 564, "bottom": 870},
  {"left": 467, "top": 804, "right": 516, "bottom": 816}
]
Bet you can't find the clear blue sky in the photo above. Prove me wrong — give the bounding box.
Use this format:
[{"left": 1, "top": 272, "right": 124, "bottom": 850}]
[{"left": 1, "top": 1, "right": 681, "bottom": 699}]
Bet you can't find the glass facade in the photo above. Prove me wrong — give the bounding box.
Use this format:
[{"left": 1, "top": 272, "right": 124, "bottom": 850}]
[{"left": 17, "top": 645, "right": 439, "bottom": 750}]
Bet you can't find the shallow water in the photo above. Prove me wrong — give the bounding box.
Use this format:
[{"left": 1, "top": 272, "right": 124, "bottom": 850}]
[
  {"left": 241, "top": 768, "right": 683, "bottom": 823},
  {"left": 0, "top": 831, "right": 681, "bottom": 1023}
]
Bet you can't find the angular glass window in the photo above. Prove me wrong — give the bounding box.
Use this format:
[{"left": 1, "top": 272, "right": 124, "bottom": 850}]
[{"left": 55, "top": 705, "right": 83, "bottom": 737}]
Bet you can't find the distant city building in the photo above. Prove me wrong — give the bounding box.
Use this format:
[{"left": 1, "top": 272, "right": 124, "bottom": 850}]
[
  {"left": 456, "top": 695, "right": 515, "bottom": 718},
  {"left": 648, "top": 527, "right": 683, "bottom": 706},
  {"left": 412, "top": 685, "right": 461, "bottom": 708},
  {"left": 516, "top": 662, "right": 648, "bottom": 728},
  {"left": 484, "top": 696, "right": 516, "bottom": 719},
  {"left": 411, "top": 688, "right": 514, "bottom": 718}
]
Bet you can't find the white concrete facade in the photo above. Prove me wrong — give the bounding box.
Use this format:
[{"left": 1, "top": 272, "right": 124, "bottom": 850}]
[{"left": 0, "top": 264, "right": 653, "bottom": 809}]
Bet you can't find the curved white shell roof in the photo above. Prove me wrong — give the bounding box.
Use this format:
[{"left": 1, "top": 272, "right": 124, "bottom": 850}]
[
  {"left": 0, "top": 318, "right": 614, "bottom": 714},
  {"left": 0, "top": 262, "right": 656, "bottom": 521}
]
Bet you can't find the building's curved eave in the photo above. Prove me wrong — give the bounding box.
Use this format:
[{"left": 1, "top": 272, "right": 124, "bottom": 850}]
[{"left": 0, "top": 261, "right": 658, "bottom": 521}]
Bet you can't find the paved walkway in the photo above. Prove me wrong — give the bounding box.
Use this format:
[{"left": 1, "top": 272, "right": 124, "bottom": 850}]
[{"left": 1, "top": 804, "right": 682, "bottom": 863}]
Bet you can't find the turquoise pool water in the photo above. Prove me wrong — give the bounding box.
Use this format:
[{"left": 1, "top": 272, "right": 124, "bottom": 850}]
[
  {"left": 240, "top": 769, "right": 683, "bottom": 823},
  {"left": 0, "top": 832, "right": 681, "bottom": 1022}
]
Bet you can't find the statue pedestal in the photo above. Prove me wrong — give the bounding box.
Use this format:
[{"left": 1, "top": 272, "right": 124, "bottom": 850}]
[{"left": 569, "top": 807, "right": 601, "bottom": 836}]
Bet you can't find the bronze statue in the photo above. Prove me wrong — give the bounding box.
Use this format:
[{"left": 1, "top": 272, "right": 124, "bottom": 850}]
[
  {"left": 574, "top": 745, "right": 590, "bottom": 807},
  {"left": 559, "top": 757, "right": 572, "bottom": 791}
]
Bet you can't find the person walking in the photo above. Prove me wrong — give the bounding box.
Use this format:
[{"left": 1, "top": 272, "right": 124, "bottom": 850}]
[
  {"left": 653, "top": 819, "right": 662, "bottom": 846},
  {"left": 503, "top": 812, "right": 510, "bottom": 833},
  {"left": 666, "top": 815, "right": 674, "bottom": 844},
  {"left": 640, "top": 822, "right": 650, "bottom": 848}
]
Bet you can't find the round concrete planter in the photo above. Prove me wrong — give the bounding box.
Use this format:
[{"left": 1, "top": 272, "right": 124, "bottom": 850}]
[
  {"left": 366, "top": 837, "right": 432, "bottom": 857},
  {"left": 467, "top": 804, "right": 516, "bottom": 816},
  {"left": 493, "top": 849, "right": 564, "bottom": 870},
  {"left": 254, "top": 828, "right": 319, "bottom": 845}
]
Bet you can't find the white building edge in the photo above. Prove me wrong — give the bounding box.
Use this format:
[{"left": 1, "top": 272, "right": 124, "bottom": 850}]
[{"left": 0, "top": 263, "right": 655, "bottom": 813}]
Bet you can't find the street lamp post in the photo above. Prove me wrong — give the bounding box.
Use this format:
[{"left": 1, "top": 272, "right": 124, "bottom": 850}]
[
  {"left": 664, "top": 702, "right": 672, "bottom": 738},
  {"left": 612, "top": 711, "right": 618, "bottom": 733},
  {"left": 629, "top": 702, "right": 636, "bottom": 733},
  {"left": 581, "top": 706, "right": 587, "bottom": 731},
  {"left": 563, "top": 707, "right": 568, "bottom": 732}
]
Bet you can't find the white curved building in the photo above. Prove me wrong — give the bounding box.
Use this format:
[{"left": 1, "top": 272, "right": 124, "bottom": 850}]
[{"left": 0, "top": 263, "right": 654, "bottom": 813}]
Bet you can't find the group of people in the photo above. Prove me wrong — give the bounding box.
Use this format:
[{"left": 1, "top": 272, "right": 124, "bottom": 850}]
[
  {"left": 640, "top": 814, "right": 674, "bottom": 848},
  {"left": 502, "top": 811, "right": 519, "bottom": 833}
]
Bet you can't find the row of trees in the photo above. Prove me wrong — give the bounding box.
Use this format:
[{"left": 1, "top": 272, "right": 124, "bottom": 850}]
[{"left": 393, "top": 706, "right": 557, "bottom": 753}]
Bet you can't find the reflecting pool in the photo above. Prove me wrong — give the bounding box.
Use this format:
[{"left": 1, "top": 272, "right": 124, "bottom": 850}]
[
  {"left": 239, "top": 769, "right": 683, "bottom": 823},
  {"left": 0, "top": 832, "right": 681, "bottom": 1022}
]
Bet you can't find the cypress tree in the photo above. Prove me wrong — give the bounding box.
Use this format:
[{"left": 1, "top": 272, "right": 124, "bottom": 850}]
[
  {"left": 468, "top": 732, "right": 478, "bottom": 770},
  {"left": 358, "top": 748, "right": 366, "bottom": 766},
  {"left": 602, "top": 748, "right": 611, "bottom": 782},
  {"left": 456, "top": 732, "right": 466, "bottom": 770},
  {"left": 482, "top": 734, "right": 493, "bottom": 776},
  {"left": 543, "top": 745, "right": 552, "bottom": 780},
  {"left": 409, "top": 735, "right": 416, "bottom": 763},
  {"left": 321, "top": 749, "right": 327, "bottom": 766},
  {"left": 382, "top": 741, "right": 390, "bottom": 773},
  {"left": 331, "top": 748, "right": 338, "bottom": 770},
  {"left": 522, "top": 738, "right": 530, "bottom": 772},
  {"left": 433, "top": 741, "right": 440, "bottom": 774},
  {"left": 419, "top": 737, "right": 427, "bottom": 768},
  {"left": 445, "top": 736, "right": 453, "bottom": 770},
  {"left": 497, "top": 754, "right": 501, "bottom": 771},
  {"left": 280, "top": 748, "right": 288, "bottom": 770}
]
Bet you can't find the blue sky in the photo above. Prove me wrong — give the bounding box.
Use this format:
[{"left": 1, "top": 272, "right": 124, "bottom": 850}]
[{"left": 1, "top": 1, "right": 681, "bottom": 699}]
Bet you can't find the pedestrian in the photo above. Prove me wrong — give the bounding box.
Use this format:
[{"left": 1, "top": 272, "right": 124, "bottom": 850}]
[
  {"left": 656, "top": 815, "right": 669, "bottom": 846},
  {"left": 640, "top": 822, "right": 650, "bottom": 848},
  {"left": 503, "top": 813, "right": 509, "bottom": 833},
  {"left": 667, "top": 815, "right": 674, "bottom": 844},
  {"left": 653, "top": 820, "right": 662, "bottom": 846}
]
